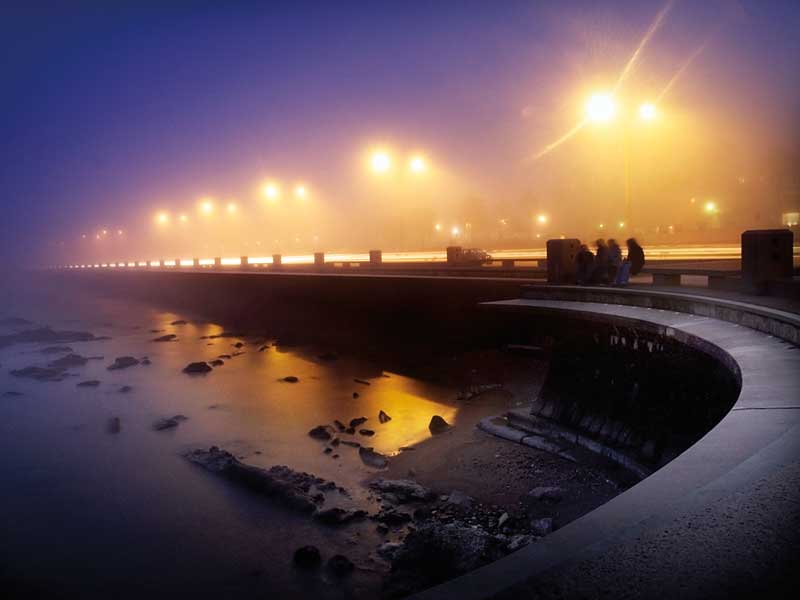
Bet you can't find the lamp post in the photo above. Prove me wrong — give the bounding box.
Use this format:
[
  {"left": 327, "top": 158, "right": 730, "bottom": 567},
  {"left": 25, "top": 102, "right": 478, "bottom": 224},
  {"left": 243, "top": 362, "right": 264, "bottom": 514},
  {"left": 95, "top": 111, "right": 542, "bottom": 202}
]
[{"left": 585, "top": 93, "right": 658, "bottom": 232}]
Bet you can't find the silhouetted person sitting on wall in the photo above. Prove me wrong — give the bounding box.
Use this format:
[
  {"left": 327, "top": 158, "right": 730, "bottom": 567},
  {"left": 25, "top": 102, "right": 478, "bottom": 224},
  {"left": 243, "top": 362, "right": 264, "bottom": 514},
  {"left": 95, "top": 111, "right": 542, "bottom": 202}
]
[
  {"left": 614, "top": 238, "right": 645, "bottom": 286},
  {"left": 575, "top": 244, "right": 594, "bottom": 285},
  {"left": 591, "top": 239, "right": 610, "bottom": 284},
  {"left": 608, "top": 239, "right": 622, "bottom": 282}
]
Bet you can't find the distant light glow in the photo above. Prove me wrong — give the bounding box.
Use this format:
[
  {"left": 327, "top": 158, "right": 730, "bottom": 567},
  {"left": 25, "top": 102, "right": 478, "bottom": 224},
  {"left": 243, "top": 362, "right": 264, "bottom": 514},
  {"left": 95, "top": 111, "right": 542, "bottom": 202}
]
[
  {"left": 262, "top": 182, "right": 280, "bottom": 200},
  {"left": 199, "top": 199, "right": 214, "bottom": 215},
  {"left": 585, "top": 92, "right": 616, "bottom": 122},
  {"left": 155, "top": 212, "right": 169, "bottom": 225},
  {"left": 370, "top": 151, "right": 391, "bottom": 173},
  {"left": 704, "top": 201, "right": 718, "bottom": 214},
  {"left": 618, "top": 221, "right": 625, "bottom": 229},
  {"left": 536, "top": 214, "right": 548, "bottom": 225},
  {"left": 117, "top": 229, "right": 123, "bottom": 235},
  {"left": 408, "top": 155, "right": 426, "bottom": 173},
  {"left": 451, "top": 226, "right": 460, "bottom": 236},
  {"left": 294, "top": 184, "right": 307, "bottom": 198},
  {"left": 639, "top": 102, "right": 657, "bottom": 120},
  {"left": 179, "top": 214, "right": 188, "bottom": 223},
  {"left": 434, "top": 223, "right": 442, "bottom": 232},
  {"left": 226, "top": 202, "right": 237, "bottom": 214}
]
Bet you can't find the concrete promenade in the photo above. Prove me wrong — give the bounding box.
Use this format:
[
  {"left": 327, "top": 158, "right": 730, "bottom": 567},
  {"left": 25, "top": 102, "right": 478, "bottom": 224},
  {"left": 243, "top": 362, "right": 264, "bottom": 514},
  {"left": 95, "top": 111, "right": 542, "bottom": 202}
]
[{"left": 413, "top": 287, "right": 800, "bottom": 600}]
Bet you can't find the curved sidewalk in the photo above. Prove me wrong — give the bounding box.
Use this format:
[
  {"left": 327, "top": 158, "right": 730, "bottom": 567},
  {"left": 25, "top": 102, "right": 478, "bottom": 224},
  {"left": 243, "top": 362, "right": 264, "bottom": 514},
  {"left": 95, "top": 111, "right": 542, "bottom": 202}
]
[{"left": 413, "top": 292, "right": 800, "bottom": 600}]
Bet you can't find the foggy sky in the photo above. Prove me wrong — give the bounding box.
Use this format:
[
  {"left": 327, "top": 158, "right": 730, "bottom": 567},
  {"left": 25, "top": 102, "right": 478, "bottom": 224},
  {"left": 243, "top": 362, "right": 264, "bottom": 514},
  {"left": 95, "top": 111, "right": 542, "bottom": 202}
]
[{"left": 1, "top": 0, "right": 799, "bottom": 266}]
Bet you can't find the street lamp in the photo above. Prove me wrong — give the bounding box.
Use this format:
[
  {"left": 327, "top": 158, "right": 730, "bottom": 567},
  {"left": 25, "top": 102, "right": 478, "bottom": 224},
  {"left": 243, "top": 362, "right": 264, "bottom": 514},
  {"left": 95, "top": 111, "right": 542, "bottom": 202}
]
[
  {"left": 408, "top": 154, "right": 426, "bottom": 173},
  {"left": 584, "top": 92, "right": 659, "bottom": 231},
  {"left": 370, "top": 151, "right": 391, "bottom": 173}
]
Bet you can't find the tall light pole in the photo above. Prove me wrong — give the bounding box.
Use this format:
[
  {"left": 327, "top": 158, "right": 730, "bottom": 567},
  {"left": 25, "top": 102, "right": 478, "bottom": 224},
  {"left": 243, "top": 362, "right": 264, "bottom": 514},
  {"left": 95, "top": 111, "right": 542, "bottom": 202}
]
[{"left": 585, "top": 93, "right": 658, "bottom": 232}]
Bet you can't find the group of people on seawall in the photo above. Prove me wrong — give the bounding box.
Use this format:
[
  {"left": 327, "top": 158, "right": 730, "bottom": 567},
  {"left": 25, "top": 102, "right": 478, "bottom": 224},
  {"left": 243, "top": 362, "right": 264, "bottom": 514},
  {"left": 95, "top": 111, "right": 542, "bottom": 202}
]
[{"left": 575, "top": 238, "right": 645, "bottom": 286}]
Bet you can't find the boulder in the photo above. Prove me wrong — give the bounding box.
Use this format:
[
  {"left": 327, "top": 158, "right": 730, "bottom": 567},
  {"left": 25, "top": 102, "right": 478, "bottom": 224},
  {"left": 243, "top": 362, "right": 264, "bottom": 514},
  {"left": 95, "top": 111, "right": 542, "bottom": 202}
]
[
  {"left": 293, "top": 545, "right": 321, "bottom": 569},
  {"left": 527, "top": 486, "right": 564, "bottom": 502},
  {"left": 10, "top": 366, "right": 65, "bottom": 381},
  {"left": 349, "top": 416, "right": 368, "bottom": 428},
  {"left": 369, "top": 479, "right": 431, "bottom": 502},
  {"left": 327, "top": 555, "right": 354, "bottom": 577},
  {"left": 107, "top": 356, "right": 140, "bottom": 371},
  {"left": 308, "top": 425, "right": 334, "bottom": 441},
  {"left": 378, "top": 410, "right": 392, "bottom": 423},
  {"left": 48, "top": 353, "right": 88, "bottom": 368},
  {"left": 359, "top": 447, "right": 388, "bottom": 469},
  {"left": 152, "top": 334, "right": 177, "bottom": 342},
  {"left": 209, "top": 359, "right": 224, "bottom": 367},
  {"left": 282, "top": 376, "right": 299, "bottom": 383},
  {"left": 359, "top": 429, "right": 375, "bottom": 437},
  {"left": 428, "top": 415, "right": 451, "bottom": 434},
  {"left": 183, "top": 362, "right": 212, "bottom": 374},
  {"left": 377, "top": 542, "right": 403, "bottom": 562},
  {"left": 530, "top": 517, "right": 553, "bottom": 536},
  {"left": 153, "top": 415, "right": 188, "bottom": 431},
  {"left": 445, "top": 490, "right": 475, "bottom": 508},
  {"left": 315, "top": 507, "right": 367, "bottom": 525},
  {"left": 507, "top": 534, "right": 534, "bottom": 552}
]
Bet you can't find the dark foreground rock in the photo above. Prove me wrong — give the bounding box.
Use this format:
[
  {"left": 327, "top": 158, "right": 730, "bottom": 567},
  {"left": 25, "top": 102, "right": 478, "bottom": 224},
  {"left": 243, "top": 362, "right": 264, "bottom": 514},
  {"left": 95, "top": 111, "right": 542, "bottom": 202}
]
[
  {"left": 39, "top": 345, "right": 73, "bottom": 354},
  {"left": 386, "top": 522, "right": 505, "bottom": 594},
  {"left": 107, "top": 417, "right": 121, "bottom": 433},
  {"left": 379, "top": 410, "right": 392, "bottom": 423},
  {"left": 170, "top": 320, "right": 188, "bottom": 325},
  {"left": 315, "top": 507, "right": 367, "bottom": 525},
  {"left": 183, "top": 362, "right": 212, "bottom": 374},
  {"left": 153, "top": 415, "right": 188, "bottom": 430},
  {"left": 77, "top": 380, "right": 100, "bottom": 387},
  {"left": 184, "top": 446, "right": 339, "bottom": 513},
  {"left": 107, "top": 356, "right": 140, "bottom": 370},
  {"left": 209, "top": 359, "right": 224, "bottom": 367},
  {"left": 428, "top": 415, "right": 451, "bottom": 434},
  {"left": 327, "top": 555, "right": 355, "bottom": 576},
  {"left": 309, "top": 425, "right": 334, "bottom": 441},
  {"left": 282, "top": 376, "right": 299, "bottom": 383},
  {"left": 293, "top": 546, "right": 322, "bottom": 568}
]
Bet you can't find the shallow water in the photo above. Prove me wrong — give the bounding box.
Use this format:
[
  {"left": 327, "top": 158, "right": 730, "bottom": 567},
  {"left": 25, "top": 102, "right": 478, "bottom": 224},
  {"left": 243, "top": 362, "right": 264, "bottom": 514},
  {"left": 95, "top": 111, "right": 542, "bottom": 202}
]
[{"left": 0, "top": 279, "right": 462, "bottom": 598}]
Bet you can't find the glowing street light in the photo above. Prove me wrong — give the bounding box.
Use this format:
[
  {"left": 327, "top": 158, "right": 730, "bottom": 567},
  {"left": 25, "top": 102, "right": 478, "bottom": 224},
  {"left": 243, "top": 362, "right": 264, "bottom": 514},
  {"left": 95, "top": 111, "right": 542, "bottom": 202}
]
[
  {"left": 155, "top": 212, "right": 169, "bottom": 226},
  {"left": 178, "top": 214, "right": 188, "bottom": 224},
  {"left": 618, "top": 221, "right": 626, "bottom": 229},
  {"left": 262, "top": 182, "right": 280, "bottom": 200},
  {"left": 199, "top": 199, "right": 214, "bottom": 215},
  {"left": 408, "top": 154, "right": 426, "bottom": 174},
  {"left": 536, "top": 214, "right": 548, "bottom": 225},
  {"left": 585, "top": 92, "right": 616, "bottom": 122},
  {"left": 704, "top": 201, "right": 718, "bottom": 214},
  {"left": 639, "top": 102, "right": 657, "bottom": 121},
  {"left": 434, "top": 223, "right": 442, "bottom": 232},
  {"left": 294, "top": 184, "right": 307, "bottom": 199},
  {"left": 451, "top": 226, "right": 460, "bottom": 237},
  {"left": 117, "top": 229, "right": 123, "bottom": 235},
  {"left": 370, "top": 151, "right": 391, "bottom": 173},
  {"left": 226, "top": 202, "right": 237, "bottom": 214}
]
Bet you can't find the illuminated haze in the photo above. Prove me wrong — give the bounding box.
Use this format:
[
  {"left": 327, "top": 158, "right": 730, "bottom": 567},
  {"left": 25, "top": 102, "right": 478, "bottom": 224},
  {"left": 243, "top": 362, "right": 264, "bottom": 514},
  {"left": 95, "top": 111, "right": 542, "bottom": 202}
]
[{"left": 1, "top": 0, "right": 798, "bottom": 266}]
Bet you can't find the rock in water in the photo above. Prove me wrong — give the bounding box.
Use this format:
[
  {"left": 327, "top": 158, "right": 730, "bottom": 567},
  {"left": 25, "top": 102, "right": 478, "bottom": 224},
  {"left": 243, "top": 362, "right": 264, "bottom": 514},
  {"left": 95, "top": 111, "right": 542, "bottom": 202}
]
[
  {"left": 152, "top": 334, "right": 177, "bottom": 342},
  {"left": 209, "top": 359, "right": 224, "bottom": 367},
  {"left": 282, "top": 376, "right": 299, "bottom": 383},
  {"left": 10, "top": 366, "right": 65, "bottom": 381},
  {"left": 308, "top": 425, "right": 334, "bottom": 441},
  {"left": 369, "top": 479, "right": 432, "bottom": 502},
  {"left": 293, "top": 546, "right": 321, "bottom": 568},
  {"left": 39, "top": 345, "right": 73, "bottom": 354},
  {"left": 378, "top": 410, "right": 392, "bottom": 423},
  {"left": 327, "top": 555, "right": 354, "bottom": 576},
  {"left": 118, "top": 385, "right": 133, "bottom": 393},
  {"left": 333, "top": 420, "right": 346, "bottom": 432},
  {"left": 527, "top": 486, "right": 564, "bottom": 502},
  {"left": 428, "top": 415, "right": 451, "bottom": 434},
  {"left": 233, "top": 342, "right": 244, "bottom": 348},
  {"left": 107, "top": 417, "right": 121, "bottom": 434},
  {"left": 77, "top": 380, "right": 100, "bottom": 387},
  {"left": 184, "top": 446, "right": 334, "bottom": 513},
  {"left": 183, "top": 362, "right": 212, "bottom": 374},
  {"left": 153, "top": 415, "right": 188, "bottom": 430},
  {"left": 218, "top": 354, "right": 232, "bottom": 359},
  {"left": 107, "top": 356, "right": 140, "bottom": 371},
  {"left": 170, "top": 320, "right": 188, "bottom": 325},
  {"left": 353, "top": 378, "right": 370, "bottom": 386},
  {"left": 359, "top": 446, "right": 388, "bottom": 469},
  {"left": 315, "top": 507, "right": 367, "bottom": 525},
  {"left": 48, "top": 353, "right": 89, "bottom": 368},
  {"left": 349, "top": 416, "right": 368, "bottom": 428},
  {"left": 359, "top": 429, "right": 375, "bottom": 436}
]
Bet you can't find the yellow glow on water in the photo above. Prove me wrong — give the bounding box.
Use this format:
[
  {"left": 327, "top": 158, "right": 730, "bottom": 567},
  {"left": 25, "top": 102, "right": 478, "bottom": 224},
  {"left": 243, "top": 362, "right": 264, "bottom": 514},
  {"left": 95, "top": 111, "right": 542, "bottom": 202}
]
[{"left": 585, "top": 92, "right": 616, "bottom": 122}]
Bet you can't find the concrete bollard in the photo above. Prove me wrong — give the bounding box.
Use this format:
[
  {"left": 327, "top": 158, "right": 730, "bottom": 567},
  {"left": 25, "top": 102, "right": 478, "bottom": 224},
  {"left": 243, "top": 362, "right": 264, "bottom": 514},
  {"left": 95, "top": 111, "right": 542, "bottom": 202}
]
[
  {"left": 159, "top": 260, "right": 166, "bottom": 269},
  {"left": 546, "top": 238, "right": 580, "bottom": 284},
  {"left": 174, "top": 259, "right": 181, "bottom": 269},
  {"left": 314, "top": 252, "right": 325, "bottom": 267},
  {"left": 446, "top": 246, "right": 463, "bottom": 265},
  {"left": 272, "top": 254, "right": 282, "bottom": 267},
  {"left": 741, "top": 229, "right": 794, "bottom": 295},
  {"left": 369, "top": 250, "right": 382, "bottom": 266},
  {"left": 240, "top": 256, "right": 249, "bottom": 269},
  {"left": 192, "top": 258, "right": 200, "bottom": 268},
  {"left": 214, "top": 257, "right": 221, "bottom": 269}
]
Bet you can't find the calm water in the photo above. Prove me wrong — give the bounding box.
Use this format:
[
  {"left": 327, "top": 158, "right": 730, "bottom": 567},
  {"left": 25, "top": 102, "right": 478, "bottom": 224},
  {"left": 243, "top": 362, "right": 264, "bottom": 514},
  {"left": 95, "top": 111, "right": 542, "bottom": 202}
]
[{"left": 0, "top": 276, "right": 460, "bottom": 598}]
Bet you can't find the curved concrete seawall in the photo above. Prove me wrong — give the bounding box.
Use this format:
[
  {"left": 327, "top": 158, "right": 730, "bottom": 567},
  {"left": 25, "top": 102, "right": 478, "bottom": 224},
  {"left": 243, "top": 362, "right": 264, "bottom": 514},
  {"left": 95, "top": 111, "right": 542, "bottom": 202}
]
[{"left": 413, "top": 289, "right": 800, "bottom": 600}]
